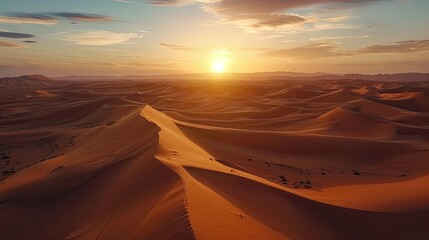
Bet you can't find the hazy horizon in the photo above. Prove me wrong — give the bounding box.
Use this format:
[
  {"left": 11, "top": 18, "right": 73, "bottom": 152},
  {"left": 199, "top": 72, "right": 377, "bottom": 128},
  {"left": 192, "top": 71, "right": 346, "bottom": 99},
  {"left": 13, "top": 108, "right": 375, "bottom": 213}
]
[{"left": 3, "top": 71, "right": 429, "bottom": 79}]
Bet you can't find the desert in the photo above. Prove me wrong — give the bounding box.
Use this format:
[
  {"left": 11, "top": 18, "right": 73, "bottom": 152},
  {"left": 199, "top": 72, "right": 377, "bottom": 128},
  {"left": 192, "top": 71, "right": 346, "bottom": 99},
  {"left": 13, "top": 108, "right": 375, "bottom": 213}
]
[{"left": 0, "top": 74, "right": 428, "bottom": 239}]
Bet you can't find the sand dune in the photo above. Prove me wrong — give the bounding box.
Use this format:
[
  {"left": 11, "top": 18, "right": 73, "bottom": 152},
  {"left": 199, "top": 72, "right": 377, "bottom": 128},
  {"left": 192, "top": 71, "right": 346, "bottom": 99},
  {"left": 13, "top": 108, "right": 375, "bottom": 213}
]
[{"left": 1, "top": 76, "right": 429, "bottom": 239}]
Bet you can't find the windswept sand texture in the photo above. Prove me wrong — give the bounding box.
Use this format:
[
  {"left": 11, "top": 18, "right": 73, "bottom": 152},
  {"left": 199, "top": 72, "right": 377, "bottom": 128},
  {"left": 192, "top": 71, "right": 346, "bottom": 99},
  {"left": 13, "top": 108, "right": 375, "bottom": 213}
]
[{"left": 1, "top": 75, "right": 429, "bottom": 239}]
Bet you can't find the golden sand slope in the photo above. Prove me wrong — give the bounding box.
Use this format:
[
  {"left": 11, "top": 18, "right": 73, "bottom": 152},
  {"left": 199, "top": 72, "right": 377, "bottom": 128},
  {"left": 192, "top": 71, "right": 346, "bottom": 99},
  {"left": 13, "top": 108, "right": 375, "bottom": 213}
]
[{"left": 0, "top": 76, "right": 429, "bottom": 239}]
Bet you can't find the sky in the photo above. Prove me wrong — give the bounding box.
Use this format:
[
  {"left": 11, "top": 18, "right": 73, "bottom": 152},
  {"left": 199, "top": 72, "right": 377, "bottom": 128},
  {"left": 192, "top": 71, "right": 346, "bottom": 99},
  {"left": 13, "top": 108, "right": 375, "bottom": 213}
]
[{"left": 0, "top": 0, "right": 428, "bottom": 77}]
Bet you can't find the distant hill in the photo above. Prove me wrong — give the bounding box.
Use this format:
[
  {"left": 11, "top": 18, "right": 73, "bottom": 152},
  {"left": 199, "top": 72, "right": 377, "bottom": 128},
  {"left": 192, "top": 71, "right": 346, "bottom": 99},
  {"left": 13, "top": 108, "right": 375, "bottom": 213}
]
[
  {"left": 0, "top": 75, "right": 54, "bottom": 87},
  {"left": 270, "top": 73, "right": 429, "bottom": 82}
]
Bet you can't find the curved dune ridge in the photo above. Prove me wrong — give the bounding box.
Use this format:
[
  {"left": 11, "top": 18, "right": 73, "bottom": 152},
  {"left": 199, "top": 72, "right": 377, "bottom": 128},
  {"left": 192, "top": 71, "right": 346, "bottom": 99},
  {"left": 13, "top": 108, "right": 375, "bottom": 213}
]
[{"left": 0, "top": 76, "right": 429, "bottom": 239}]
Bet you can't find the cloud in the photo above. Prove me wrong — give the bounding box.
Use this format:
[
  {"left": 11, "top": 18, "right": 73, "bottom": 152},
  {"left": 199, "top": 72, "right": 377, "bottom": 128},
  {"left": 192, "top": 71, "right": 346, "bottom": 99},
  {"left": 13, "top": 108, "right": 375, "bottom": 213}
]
[
  {"left": 55, "top": 30, "right": 142, "bottom": 46},
  {"left": 204, "top": 0, "right": 374, "bottom": 30},
  {"left": 0, "top": 13, "right": 57, "bottom": 25},
  {"left": 262, "top": 38, "right": 429, "bottom": 60},
  {"left": 310, "top": 35, "right": 369, "bottom": 41},
  {"left": 203, "top": 0, "right": 379, "bottom": 15},
  {"left": 250, "top": 14, "right": 307, "bottom": 28},
  {"left": 0, "top": 12, "right": 113, "bottom": 25},
  {"left": 149, "top": 0, "right": 381, "bottom": 30},
  {"left": 158, "top": 43, "right": 271, "bottom": 54},
  {"left": 0, "top": 31, "right": 35, "bottom": 39},
  {"left": 113, "top": 0, "right": 137, "bottom": 3},
  {"left": 158, "top": 43, "right": 201, "bottom": 51},
  {"left": 125, "top": 62, "right": 179, "bottom": 68},
  {"left": 51, "top": 12, "right": 113, "bottom": 22},
  {"left": 358, "top": 39, "right": 429, "bottom": 54},
  {"left": 148, "top": 0, "right": 194, "bottom": 6},
  {"left": 23, "top": 40, "right": 37, "bottom": 43},
  {"left": 149, "top": 0, "right": 380, "bottom": 11},
  {"left": 218, "top": 13, "right": 308, "bottom": 29},
  {"left": 0, "top": 41, "right": 21, "bottom": 47},
  {"left": 262, "top": 42, "right": 352, "bottom": 59}
]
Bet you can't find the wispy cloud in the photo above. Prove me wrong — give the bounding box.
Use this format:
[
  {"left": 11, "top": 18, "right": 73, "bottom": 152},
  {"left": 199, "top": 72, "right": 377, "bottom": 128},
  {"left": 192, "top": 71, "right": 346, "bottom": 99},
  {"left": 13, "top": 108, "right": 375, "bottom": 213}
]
[
  {"left": 216, "top": 13, "right": 308, "bottom": 30},
  {"left": 359, "top": 39, "right": 429, "bottom": 54},
  {"left": 310, "top": 35, "right": 369, "bottom": 41},
  {"left": 0, "top": 31, "right": 35, "bottom": 39},
  {"left": 263, "top": 42, "right": 352, "bottom": 59},
  {"left": 0, "top": 14, "right": 56, "bottom": 25},
  {"left": 51, "top": 12, "right": 113, "bottom": 22},
  {"left": 55, "top": 30, "right": 142, "bottom": 46},
  {"left": 0, "top": 41, "right": 22, "bottom": 47},
  {"left": 0, "top": 12, "right": 113, "bottom": 25},
  {"left": 148, "top": 0, "right": 194, "bottom": 6},
  {"left": 158, "top": 38, "right": 429, "bottom": 60},
  {"left": 262, "top": 38, "right": 429, "bottom": 60},
  {"left": 158, "top": 43, "right": 201, "bottom": 51},
  {"left": 149, "top": 0, "right": 381, "bottom": 31},
  {"left": 125, "top": 62, "right": 179, "bottom": 68},
  {"left": 201, "top": 0, "right": 380, "bottom": 16},
  {"left": 113, "top": 0, "right": 137, "bottom": 3},
  {"left": 159, "top": 42, "right": 272, "bottom": 54}
]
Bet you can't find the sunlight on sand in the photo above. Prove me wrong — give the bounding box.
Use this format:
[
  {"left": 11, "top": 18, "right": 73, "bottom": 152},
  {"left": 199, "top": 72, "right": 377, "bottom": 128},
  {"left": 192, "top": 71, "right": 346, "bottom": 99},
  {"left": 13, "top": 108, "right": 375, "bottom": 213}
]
[{"left": 1, "top": 75, "right": 429, "bottom": 239}]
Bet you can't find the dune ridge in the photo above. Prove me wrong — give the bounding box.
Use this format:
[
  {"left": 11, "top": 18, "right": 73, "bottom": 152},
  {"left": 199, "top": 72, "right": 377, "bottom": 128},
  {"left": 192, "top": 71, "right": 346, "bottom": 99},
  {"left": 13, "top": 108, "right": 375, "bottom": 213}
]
[{"left": 0, "top": 76, "right": 429, "bottom": 239}]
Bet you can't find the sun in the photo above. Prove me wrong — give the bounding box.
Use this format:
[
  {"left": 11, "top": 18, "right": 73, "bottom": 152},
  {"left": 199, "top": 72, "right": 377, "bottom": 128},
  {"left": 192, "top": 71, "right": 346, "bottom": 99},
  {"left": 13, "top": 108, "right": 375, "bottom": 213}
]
[
  {"left": 212, "top": 58, "right": 227, "bottom": 73},
  {"left": 210, "top": 48, "right": 231, "bottom": 74}
]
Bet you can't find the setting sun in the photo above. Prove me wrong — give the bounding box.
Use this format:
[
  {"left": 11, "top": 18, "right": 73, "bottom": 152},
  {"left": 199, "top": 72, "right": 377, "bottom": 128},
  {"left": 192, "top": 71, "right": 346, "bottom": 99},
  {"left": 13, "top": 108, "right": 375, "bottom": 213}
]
[
  {"left": 211, "top": 49, "right": 231, "bottom": 74},
  {"left": 212, "top": 58, "right": 227, "bottom": 73}
]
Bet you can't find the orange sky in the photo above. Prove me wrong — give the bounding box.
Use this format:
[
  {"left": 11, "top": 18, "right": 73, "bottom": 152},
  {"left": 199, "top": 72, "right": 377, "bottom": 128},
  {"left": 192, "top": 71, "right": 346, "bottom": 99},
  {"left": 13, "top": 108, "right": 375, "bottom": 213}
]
[{"left": 1, "top": 0, "right": 429, "bottom": 76}]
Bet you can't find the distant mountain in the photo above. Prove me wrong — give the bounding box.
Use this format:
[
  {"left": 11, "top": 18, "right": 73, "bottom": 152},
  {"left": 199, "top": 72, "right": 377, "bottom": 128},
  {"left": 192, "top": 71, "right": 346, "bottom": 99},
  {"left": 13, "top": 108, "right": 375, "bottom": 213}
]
[
  {"left": 0, "top": 75, "right": 54, "bottom": 87},
  {"left": 269, "top": 73, "right": 429, "bottom": 82},
  {"left": 342, "top": 73, "right": 429, "bottom": 82}
]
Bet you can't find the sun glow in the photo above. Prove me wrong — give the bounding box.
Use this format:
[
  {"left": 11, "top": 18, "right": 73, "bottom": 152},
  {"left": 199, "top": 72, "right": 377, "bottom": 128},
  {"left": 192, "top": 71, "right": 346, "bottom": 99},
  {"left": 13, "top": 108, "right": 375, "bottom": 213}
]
[
  {"left": 211, "top": 48, "right": 231, "bottom": 74},
  {"left": 212, "top": 58, "right": 227, "bottom": 73}
]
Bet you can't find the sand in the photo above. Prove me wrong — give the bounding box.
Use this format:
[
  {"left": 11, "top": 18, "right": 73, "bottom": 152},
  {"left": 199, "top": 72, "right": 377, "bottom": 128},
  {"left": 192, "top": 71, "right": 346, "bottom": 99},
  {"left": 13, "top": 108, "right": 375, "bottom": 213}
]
[{"left": 0, "top": 76, "right": 429, "bottom": 239}]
